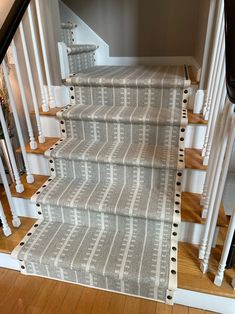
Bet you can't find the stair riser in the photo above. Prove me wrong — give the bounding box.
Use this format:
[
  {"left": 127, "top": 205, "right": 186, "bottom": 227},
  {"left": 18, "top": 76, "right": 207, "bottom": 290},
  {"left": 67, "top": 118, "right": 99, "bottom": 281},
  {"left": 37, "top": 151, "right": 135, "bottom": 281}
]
[
  {"left": 12, "top": 196, "right": 216, "bottom": 246},
  {"left": 62, "top": 120, "right": 183, "bottom": 146},
  {"left": 49, "top": 158, "right": 181, "bottom": 187},
  {"left": 70, "top": 86, "right": 186, "bottom": 108},
  {"left": 21, "top": 261, "right": 170, "bottom": 302},
  {"left": 37, "top": 203, "right": 180, "bottom": 226},
  {"left": 26, "top": 154, "right": 206, "bottom": 193},
  {"left": 38, "top": 116, "right": 206, "bottom": 149},
  {"left": 68, "top": 52, "right": 95, "bottom": 74}
]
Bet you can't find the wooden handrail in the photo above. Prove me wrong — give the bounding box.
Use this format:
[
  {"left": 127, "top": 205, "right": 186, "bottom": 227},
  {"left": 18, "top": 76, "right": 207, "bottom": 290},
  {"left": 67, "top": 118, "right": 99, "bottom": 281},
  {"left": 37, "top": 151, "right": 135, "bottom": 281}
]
[{"left": 0, "top": 0, "right": 30, "bottom": 64}]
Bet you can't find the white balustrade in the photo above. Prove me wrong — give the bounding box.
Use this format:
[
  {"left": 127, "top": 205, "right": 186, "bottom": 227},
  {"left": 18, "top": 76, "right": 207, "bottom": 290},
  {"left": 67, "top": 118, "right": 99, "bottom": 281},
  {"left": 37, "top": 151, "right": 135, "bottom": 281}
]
[
  {"left": 11, "top": 40, "right": 37, "bottom": 150},
  {"left": 28, "top": 4, "right": 49, "bottom": 113},
  {"left": 0, "top": 156, "right": 20, "bottom": 228},
  {"left": 0, "top": 201, "right": 11, "bottom": 237},
  {"left": 194, "top": 0, "right": 217, "bottom": 114},
  {"left": 200, "top": 100, "right": 229, "bottom": 208},
  {"left": 214, "top": 204, "right": 235, "bottom": 286},
  {"left": 19, "top": 22, "right": 45, "bottom": 144},
  {"left": 199, "top": 101, "right": 233, "bottom": 259},
  {"left": 2, "top": 59, "right": 34, "bottom": 184},
  {"left": 202, "top": 30, "right": 225, "bottom": 161},
  {"left": 0, "top": 99, "right": 24, "bottom": 193},
  {"left": 203, "top": 0, "right": 224, "bottom": 119},
  {"left": 200, "top": 103, "right": 235, "bottom": 267},
  {"left": 35, "top": 0, "right": 56, "bottom": 108}
]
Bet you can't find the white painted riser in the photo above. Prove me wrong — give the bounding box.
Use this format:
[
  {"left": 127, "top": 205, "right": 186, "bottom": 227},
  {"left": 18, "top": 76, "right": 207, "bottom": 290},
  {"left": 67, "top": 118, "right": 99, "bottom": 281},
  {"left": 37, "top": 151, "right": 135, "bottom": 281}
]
[
  {"left": 38, "top": 115, "right": 207, "bottom": 149},
  {"left": 27, "top": 153, "right": 206, "bottom": 193}
]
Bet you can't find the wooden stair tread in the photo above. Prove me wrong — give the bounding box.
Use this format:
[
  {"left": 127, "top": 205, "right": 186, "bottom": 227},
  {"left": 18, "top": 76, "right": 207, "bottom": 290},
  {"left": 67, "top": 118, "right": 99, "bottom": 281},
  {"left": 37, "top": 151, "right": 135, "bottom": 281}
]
[
  {"left": 188, "top": 110, "right": 208, "bottom": 125},
  {"left": 31, "top": 107, "right": 61, "bottom": 116},
  {"left": 10, "top": 174, "right": 49, "bottom": 199},
  {"left": 181, "top": 192, "right": 229, "bottom": 227},
  {"left": 185, "top": 148, "right": 207, "bottom": 170},
  {"left": 178, "top": 242, "right": 235, "bottom": 299},
  {"left": 16, "top": 137, "right": 60, "bottom": 154},
  {"left": 0, "top": 190, "right": 36, "bottom": 254},
  {"left": 188, "top": 66, "right": 199, "bottom": 85}
]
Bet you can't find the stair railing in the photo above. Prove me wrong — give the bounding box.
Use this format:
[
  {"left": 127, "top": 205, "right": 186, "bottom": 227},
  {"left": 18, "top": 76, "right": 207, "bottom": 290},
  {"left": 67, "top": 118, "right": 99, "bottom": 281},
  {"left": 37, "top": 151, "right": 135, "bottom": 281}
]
[
  {"left": 198, "top": 0, "right": 235, "bottom": 290},
  {"left": 0, "top": 0, "right": 61, "bottom": 236}
]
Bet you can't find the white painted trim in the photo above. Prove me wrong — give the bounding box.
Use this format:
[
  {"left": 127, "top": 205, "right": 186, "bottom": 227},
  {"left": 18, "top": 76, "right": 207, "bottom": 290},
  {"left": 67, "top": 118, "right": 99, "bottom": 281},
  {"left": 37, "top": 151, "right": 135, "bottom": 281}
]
[
  {"left": 13, "top": 197, "right": 39, "bottom": 219},
  {"left": 175, "top": 288, "right": 235, "bottom": 314},
  {"left": 58, "top": 42, "right": 70, "bottom": 79},
  {"left": 0, "top": 252, "right": 20, "bottom": 270},
  {"left": 194, "top": 89, "right": 205, "bottom": 114},
  {"left": 44, "top": 85, "right": 70, "bottom": 107}
]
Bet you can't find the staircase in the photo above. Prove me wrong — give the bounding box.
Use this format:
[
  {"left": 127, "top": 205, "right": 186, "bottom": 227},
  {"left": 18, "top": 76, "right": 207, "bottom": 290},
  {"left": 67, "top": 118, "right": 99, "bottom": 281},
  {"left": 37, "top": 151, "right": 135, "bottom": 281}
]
[
  {"left": 0, "top": 5, "right": 234, "bottom": 312},
  {"left": 12, "top": 64, "right": 190, "bottom": 304}
]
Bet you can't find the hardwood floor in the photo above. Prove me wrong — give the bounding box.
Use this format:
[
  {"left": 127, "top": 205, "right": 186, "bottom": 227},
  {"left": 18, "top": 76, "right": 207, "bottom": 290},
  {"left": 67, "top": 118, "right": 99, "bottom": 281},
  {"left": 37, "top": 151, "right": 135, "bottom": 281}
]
[{"left": 0, "top": 268, "right": 217, "bottom": 314}]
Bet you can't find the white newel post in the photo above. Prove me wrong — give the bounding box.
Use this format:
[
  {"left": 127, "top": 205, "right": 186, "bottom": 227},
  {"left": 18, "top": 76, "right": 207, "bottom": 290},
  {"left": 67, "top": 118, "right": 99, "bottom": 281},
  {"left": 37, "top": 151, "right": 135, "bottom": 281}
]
[
  {"left": 203, "top": 0, "right": 224, "bottom": 119},
  {"left": 201, "top": 111, "right": 235, "bottom": 273},
  {"left": 19, "top": 22, "right": 45, "bottom": 144},
  {"left": 11, "top": 40, "right": 37, "bottom": 150},
  {"left": 199, "top": 101, "right": 233, "bottom": 259},
  {"left": 35, "top": 0, "right": 56, "bottom": 108},
  {"left": 27, "top": 4, "right": 49, "bottom": 113},
  {"left": 2, "top": 60, "right": 34, "bottom": 184},
  {"left": 214, "top": 204, "right": 235, "bottom": 286},
  {"left": 0, "top": 156, "right": 21, "bottom": 228},
  {"left": 0, "top": 201, "right": 11, "bottom": 237},
  {"left": 194, "top": 0, "right": 217, "bottom": 114},
  {"left": 0, "top": 98, "right": 24, "bottom": 193}
]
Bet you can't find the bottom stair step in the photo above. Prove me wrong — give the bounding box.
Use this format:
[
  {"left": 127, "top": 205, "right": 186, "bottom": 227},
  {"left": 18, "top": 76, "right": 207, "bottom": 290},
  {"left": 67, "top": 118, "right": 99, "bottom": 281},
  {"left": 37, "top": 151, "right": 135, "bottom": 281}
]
[{"left": 12, "top": 220, "right": 178, "bottom": 304}]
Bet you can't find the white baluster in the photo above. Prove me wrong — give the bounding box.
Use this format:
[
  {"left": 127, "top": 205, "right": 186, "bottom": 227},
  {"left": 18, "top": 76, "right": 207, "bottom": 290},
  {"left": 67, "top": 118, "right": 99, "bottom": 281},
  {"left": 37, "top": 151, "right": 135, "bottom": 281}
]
[
  {"left": 11, "top": 40, "right": 37, "bottom": 150},
  {"left": 199, "top": 101, "right": 233, "bottom": 259},
  {"left": 0, "top": 100, "right": 24, "bottom": 193},
  {"left": 201, "top": 111, "right": 235, "bottom": 272},
  {"left": 194, "top": 0, "right": 217, "bottom": 114},
  {"left": 203, "top": 68, "right": 226, "bottom": 165},
  {"left": 0, "top": 201, "right": 11, "bottom": 237},
  {"left": 203, "top": 1, "right": 224, "bottom": 119},
  {"left": 200, "top": 101, "right": 229, "bottom": 208},
  {"left": 19, "top": 22, "right": 45, "bottom": 144},
  {"left": 35, "top": 0, "right": 56, "bottom": 108},
  {"left": 27, "top": 4, "right": 49, "bottom": 112},
  {"left": 202, "top": 36, "right": 225, "bottom": 159},
  {"left": 214, "top": 204, "right": 235, "bottom": 286},
  {"left": 0, "top": 156, "right": 20, "bottom": 228},
  {"left": 2, "top": 60, "right": 34, "bottom": 184}
]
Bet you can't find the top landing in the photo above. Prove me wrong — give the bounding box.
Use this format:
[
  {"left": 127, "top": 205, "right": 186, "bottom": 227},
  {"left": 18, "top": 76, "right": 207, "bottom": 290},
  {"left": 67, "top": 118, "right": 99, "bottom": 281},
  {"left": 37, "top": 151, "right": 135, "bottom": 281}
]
[{"left": 65, "top": 65, "right": 191, "bottom": 88}]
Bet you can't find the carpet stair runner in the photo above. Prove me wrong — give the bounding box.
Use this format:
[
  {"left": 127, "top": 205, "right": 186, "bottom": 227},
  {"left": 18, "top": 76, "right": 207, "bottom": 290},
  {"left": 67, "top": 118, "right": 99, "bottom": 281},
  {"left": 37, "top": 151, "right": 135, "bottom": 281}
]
[
  {"left": 12, "top": 65, "right": 190, "bottom": 304},
  {"left": 60, "top": 22, "right": 97, "bottom": 74}
]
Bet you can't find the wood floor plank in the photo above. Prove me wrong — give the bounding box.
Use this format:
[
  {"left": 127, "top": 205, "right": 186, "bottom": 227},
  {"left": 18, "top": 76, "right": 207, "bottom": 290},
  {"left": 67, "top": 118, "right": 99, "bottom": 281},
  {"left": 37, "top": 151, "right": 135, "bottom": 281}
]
[
  {"left": 90, "top": 290, "right": 112, "bottom": 314},
  {"left": 172, "top": 304, "right": 189, "bottom": 314},
  {"left": 138, "top": 298, "right": 157, "bottom": 314},
  {"left": 59, "top": 284, "right": 84, "bottom": 314},
  {"left": 122, "top": 295, "right": 141, "bottom": 314},
  {"left": 156, "top": 302, "right": 173, "bottom": 314},
  {"left": 189, "top": 308, "right": 205, "bottom": 314},
  {"left": 107, "top": 292, "right": 126, "bottom": 314},
  {"left": 76, "top": 287, "right": 97, "bottom": 314}
]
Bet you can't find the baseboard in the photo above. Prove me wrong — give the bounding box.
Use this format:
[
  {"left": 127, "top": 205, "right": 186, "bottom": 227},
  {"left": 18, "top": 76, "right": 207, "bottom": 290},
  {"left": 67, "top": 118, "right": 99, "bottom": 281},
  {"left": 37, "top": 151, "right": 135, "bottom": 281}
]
[{"left": 175, "top": 288, "right": 235, "bottom": 314}]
